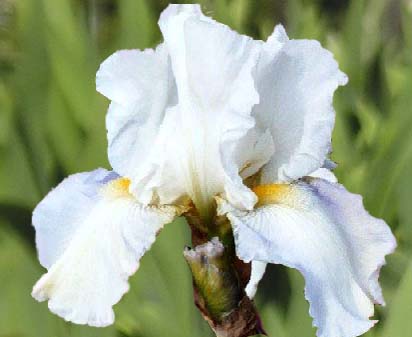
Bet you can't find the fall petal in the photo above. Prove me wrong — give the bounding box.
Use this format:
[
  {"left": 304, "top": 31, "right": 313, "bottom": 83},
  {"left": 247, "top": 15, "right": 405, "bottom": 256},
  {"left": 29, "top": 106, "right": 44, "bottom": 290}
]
[
  {"left": 32, "top": 169, "right": 181, "bottom": 327},
  {"left": 219, "top": 178, "right": 396, "bottom": 337}
]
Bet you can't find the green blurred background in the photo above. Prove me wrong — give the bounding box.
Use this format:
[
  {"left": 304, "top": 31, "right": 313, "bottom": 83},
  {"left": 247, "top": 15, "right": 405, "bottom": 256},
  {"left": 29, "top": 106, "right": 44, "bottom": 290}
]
[{"left": 0, "top": 0, "right": 411, "bottom": 336}]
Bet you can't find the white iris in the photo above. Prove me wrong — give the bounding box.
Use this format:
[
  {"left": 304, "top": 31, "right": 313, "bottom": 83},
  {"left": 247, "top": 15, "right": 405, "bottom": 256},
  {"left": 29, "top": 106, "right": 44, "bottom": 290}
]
[{"left": 31, "top": 5, "right": 396, "bottom": 337}]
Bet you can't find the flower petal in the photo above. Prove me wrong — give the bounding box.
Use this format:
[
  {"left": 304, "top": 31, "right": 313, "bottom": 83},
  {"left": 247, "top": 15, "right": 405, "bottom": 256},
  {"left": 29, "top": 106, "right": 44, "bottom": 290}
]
[
  {"left": 136, "top": 4, "right": 264, "bottom": 211},
  {"left": 245, "top": 261, "right": 267, "bottom": 299},
  {"left": 98, "top": 4, "right": 268, "bottom": 211},
  {"left": 218, "top": 178, "right": 396, "bottom": 337},
  {"left": 32, "top": 169, "right": 182, "bottom": 327},
  {"left": 309, "top": 167, "right": 338, "bottom": 183},
  {"left": 96, "top": 45, "right": 178, "bottom": 202},
  {"left": 96, "top": 44, "right": 175, "bottom": 107},
  {"left": 221, "top": 128, "right": 274, "bottom": 210},
  {"left": 244, "top": 161, "right": 334, "bottom": 300},
  {"left": 159, "top": 4, "right": 260, "bottom": 115},
  {"left": 254, "top": 25, "right": 348, "bottom": 183}
]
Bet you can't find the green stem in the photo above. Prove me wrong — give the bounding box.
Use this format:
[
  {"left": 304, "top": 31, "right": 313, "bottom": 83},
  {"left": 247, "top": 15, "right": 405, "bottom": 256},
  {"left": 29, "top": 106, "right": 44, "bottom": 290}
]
[{"left": 183, "top": 212, "right": 265, "bottom": 337}]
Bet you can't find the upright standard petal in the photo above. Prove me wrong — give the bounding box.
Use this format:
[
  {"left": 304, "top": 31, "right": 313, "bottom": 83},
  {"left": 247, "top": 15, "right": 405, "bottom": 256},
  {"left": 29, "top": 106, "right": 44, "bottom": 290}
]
[
  {"left": 98, "top": 5, "right": 270, "bottom": 211},
  {"left": 218, "top": 178, "right": 396, "bottom": 337},
  {"left": 32, "top": 169, "right": 182, "bottom": 327},
  {"left": 96, "top": 45, "right": 178, "bottom": 205},
  {"left": 147, "top": 4, "right": 268, "bottom": 212},
  {"left": 254, "top": 25, "right": 348, "bottom": 183},
  {"left": 96, "top": 44, "right": 175, "bottom": 108}
]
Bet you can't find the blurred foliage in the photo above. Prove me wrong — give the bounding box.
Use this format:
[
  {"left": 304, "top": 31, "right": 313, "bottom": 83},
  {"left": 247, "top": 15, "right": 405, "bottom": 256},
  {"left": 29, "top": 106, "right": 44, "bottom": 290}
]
[{"left": 0, "top": 0, "right": 411, "bottom": 336}]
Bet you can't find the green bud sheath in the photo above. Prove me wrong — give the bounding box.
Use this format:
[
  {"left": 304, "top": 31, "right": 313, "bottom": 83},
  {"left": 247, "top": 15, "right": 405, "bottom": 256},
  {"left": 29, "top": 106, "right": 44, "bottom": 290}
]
[{"left": 183, "top": 201, "right": 266, "bottom": 337}]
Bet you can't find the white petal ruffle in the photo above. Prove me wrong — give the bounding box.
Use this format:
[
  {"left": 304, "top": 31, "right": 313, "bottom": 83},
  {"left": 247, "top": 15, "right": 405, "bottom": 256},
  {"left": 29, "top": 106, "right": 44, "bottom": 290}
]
[
  {"left": 219, "top": 178, "right": 396, "bottom": 337},
  {"left": 97, "top": 4, "right": 271, "bottom": 212},
  {"left": 96, "top": 6, "right": 347, "bottom": 211},
  {"left": 32, "top": 169, "right": 181, "bottom": 327},
  {"left": 254, "top": 25, "right": 348, "bottom": 184},
  {"left": 158, "top": 4, "right": 266, "bottom": 211},
  {"left": 96, "top": 45, "right": 178, "bottom": 204}
]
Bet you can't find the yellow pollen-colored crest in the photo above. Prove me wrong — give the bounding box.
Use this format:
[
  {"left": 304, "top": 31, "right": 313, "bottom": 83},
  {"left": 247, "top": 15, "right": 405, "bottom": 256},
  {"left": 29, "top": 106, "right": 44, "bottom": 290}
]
[
  {"left": 115, "top": 177, "right": 131, "bottom": 191},
  {"left": 253, "top": 184, "right": 293, "bottom": 206},
  {"left": 103, "top": 177, "right": 132, "bottom": 198}
]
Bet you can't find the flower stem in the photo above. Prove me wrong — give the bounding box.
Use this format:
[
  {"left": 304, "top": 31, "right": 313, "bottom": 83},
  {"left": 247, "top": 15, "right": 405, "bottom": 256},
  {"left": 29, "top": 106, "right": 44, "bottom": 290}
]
[{"left": 183, "top": 211, "right": 265, "bottom": 337}]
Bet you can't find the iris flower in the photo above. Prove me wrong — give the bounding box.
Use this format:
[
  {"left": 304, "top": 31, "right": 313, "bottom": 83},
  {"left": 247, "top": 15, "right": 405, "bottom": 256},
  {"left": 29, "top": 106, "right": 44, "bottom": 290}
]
[{"left": 32, "top": 4, "right": 396, "bottom": 337}]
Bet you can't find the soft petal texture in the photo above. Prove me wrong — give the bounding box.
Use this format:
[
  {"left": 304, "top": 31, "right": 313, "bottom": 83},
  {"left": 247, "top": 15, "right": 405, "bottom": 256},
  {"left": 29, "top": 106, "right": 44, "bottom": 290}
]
[
  {"left": 96, "top": 44, "right": 175, "bottom": 107},
  {"left": 32, "top": 169, "right": 181, "bottom": 327},
  {"left": 157, "top": 4, "right": 266, "bottom": 211},
  {"left": 254, "top": 25, "right": 348, "bottom": 184},
  {"left": 97, "top": 4, "right": 270, "bottom": 211},
  {"left": 96, "top": 44, "right": 178, "bottom": 205},
  {"left": 221, "top": 128, "right": 274, "bottom": 210},
  {"left": 218, "top": 178, "right": 396, "bottom": 337},
  {"left": 309, "top": 167, "right": 338, "bottom": 182},
  {"left": 245, "top": 261, "right": 267, "bottom": 299},
  {"left": 244, "top": 166, "right": 337, "bottom": 300}
]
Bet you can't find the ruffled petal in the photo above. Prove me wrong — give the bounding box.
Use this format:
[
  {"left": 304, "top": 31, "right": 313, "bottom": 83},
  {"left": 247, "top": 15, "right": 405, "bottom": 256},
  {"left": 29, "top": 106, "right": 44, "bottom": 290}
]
[
  {"left": 32, "top": 169, "right": 182, "bottom": 327},
  {"left": 218, "top": 178, "right": 396, "bottom": 337},
  {"left": 220, "top": 128, "right": 274, "bottom": 210},
  {"left": 96, "top": 45, "right": 178, "bottom": 202},
  {"left": 97, "top": 4, "right": 269, "bottom": 211},
  {"left": 254, "top": 25, "right": 348, "bottom": 184},
  {"left": 137, "top": 4, "right": 265, "bottom": 211},
  {"left": 96, "top": 44, "right": 175, "bottom": 107}
]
